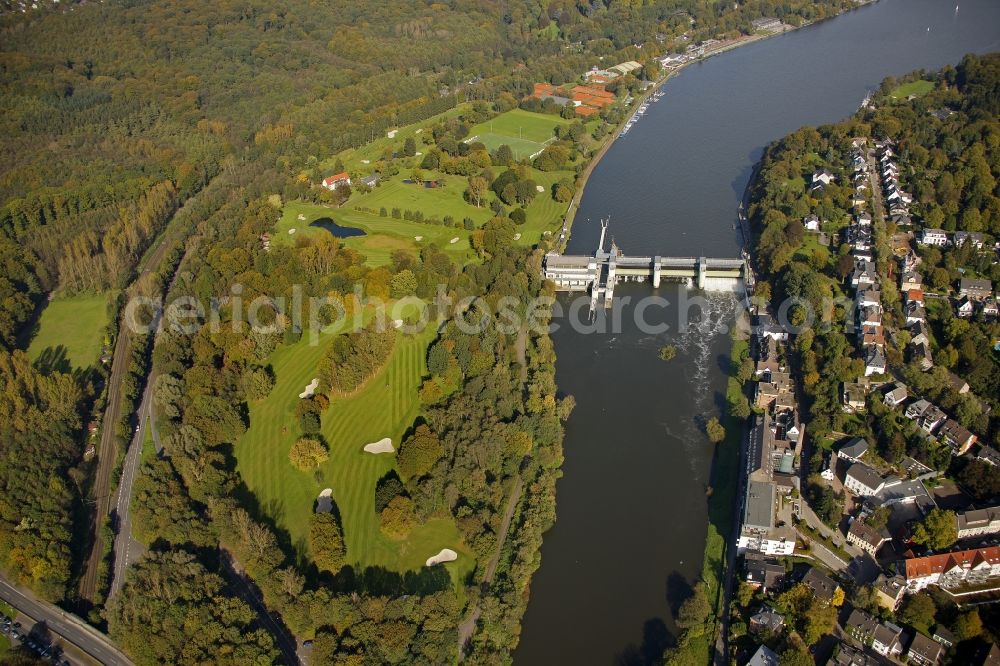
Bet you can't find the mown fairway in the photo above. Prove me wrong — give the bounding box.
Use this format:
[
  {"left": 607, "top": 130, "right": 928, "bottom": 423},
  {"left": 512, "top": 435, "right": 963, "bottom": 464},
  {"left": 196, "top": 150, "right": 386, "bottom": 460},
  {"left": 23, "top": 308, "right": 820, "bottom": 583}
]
[
  {"left": 235, "top": 322, "right": 475, "bottom": 579},
  {"left": 27, "top": 292, "right": 109, "bottom": 370}
]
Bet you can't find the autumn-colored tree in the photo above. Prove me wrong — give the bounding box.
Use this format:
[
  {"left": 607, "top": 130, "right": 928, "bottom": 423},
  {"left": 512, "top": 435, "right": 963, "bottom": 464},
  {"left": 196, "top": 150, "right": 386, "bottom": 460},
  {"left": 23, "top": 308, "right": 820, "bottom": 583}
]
[
  {"left": 397, "top": 424, "right": 443, "bottom": 480},
  {"left": 379, "top": 495, "right": 417, "bottom": 539},
  {"left": 309, "top": 513, "right": 347, "bottom": 574},
  {"left": 289, "top": 437, "right": 329, "bottom": 471}
]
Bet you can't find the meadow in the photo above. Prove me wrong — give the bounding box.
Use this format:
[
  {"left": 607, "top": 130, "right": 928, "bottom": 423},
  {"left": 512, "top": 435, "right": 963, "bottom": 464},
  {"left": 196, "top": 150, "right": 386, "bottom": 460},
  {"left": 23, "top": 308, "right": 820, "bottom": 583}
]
[
  {"left": 889, "top": 79, "right": 934, "bottom": 100},
  {"left": 27, "top": 292, "right": 109, "bottom": 370},
  {"left": 235, "top": 319, "right": 475, "bottom": 582}
]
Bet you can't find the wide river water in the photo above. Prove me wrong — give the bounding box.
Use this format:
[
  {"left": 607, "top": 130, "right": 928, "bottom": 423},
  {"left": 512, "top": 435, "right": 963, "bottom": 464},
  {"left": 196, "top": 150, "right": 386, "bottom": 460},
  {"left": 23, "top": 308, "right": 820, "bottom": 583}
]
[{"left": 515, "top": 1, "right": 1000, "bottom": 663}]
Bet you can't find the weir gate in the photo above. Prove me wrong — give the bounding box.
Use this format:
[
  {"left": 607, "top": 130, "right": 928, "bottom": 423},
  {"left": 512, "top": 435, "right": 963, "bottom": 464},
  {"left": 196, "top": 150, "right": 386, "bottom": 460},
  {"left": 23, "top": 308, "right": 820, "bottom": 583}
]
[{"left": 543, "top": 221, "right": 751, "bottom": 311}]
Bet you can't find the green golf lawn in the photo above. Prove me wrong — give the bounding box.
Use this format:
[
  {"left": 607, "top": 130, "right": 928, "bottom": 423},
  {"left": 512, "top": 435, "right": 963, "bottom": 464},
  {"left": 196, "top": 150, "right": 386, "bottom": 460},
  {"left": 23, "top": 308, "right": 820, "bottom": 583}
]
[
  {"left": 234, "top": 320, "right": 475, "bottom": 581},
  {"left": 889, "top": 79, "right": 934, "bottom": 99},
  {"left": 467, "top": 108, "right": 572, "bottom": 145},
  {"left": 27, "top": 292, "right": 109, "bottom": 370}
]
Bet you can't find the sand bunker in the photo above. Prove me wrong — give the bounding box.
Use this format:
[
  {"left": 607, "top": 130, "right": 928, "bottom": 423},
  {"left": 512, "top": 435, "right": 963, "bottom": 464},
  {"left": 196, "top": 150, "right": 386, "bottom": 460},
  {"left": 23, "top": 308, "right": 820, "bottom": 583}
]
[
  {"left": 363, "top": 438, "right": 394, "bottom": 454},
  {"left": 415, "top": 235, "right": 423, "bottom": 241},
  {"left": 449, "top": 237, "right": 460, "bottom": 244},
  {"left": 415, "top": 129, "right": 423, "bottom": 134},
  {"left": 316, "top": 488, "right": 333, "bottom": 513},
  {"left": 513, "top": 233, "right": 521, "bottom": 241},
  {"left": 299, "top": 378, "right": 319, "bottom": 399},
  {"left": 387, "top": 129, "right": 398, "bottom": 138},
  {"left": 392, "top": 319, "right": 403, "bottom": 329},
  {"left": 536, "top": 185, "right": 545, "bottom": 192},
  {"left": 361, "top": 159, "right": 370, "bottom": 164},
  {"left": 415, "top": 151, "right": 422, "bottom": 156},
  {"left": 297, "top": 214, "right": 305, "bottom": 221},
  {"left": 288, "top": 228, "right": 296, "bottom": 234},
  {"left": 425, "top": 549, "right": 458, "bottom": 566}
]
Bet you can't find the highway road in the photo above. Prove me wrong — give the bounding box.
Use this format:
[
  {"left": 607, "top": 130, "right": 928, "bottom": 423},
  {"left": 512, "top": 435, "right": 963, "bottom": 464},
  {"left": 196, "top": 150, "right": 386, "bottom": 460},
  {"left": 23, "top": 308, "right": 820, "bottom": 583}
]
[{"left": 0, "top": 577, "right": 133, "bottom": 665}]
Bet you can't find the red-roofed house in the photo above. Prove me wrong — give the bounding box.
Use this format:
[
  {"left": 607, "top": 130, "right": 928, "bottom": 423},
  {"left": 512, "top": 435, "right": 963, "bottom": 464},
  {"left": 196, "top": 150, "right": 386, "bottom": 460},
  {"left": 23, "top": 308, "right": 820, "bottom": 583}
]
[
  {"left": 322, "top": 172, "right": 351, "bottom": 190},
  {"left": 907, "top": 288, "right": 925, "bottom": 306},
  {"left": 903, "top": 546, "right": 1000, "bottom": 591}
]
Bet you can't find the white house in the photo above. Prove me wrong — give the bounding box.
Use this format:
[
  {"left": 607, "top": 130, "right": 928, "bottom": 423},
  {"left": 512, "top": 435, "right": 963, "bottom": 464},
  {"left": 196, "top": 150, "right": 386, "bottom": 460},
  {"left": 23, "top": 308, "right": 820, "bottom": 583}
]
[
  {"left": 845, "top": 462, "right": 885, "bottom": 496},
  {"left": 321, "top": 172, "right": 352, "bottom": 190},
  {"left": 903, "top": 546, "right": 1000, "bottom": 591},
  {"left": 812, "top": 170, "right": 835, "bottom": 186},
  {"left": 919, "top": 229, "right": 949, "bottom": 246},
  {"left": 803, "top": 214, "right": 821, "bottom": 231},
  {"left": 864, "top": 346, "right": 887, "bottom": 376}
]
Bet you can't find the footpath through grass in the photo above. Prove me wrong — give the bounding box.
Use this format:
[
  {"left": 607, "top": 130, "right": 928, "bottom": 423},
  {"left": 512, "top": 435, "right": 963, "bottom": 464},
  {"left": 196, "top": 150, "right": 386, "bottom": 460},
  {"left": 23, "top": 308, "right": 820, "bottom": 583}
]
[
  {"left": 235, "top": 321, "right": 475, "bottom": 582},
  {"left": 27, "top": 292, "right": 109, "bottom": 370}
]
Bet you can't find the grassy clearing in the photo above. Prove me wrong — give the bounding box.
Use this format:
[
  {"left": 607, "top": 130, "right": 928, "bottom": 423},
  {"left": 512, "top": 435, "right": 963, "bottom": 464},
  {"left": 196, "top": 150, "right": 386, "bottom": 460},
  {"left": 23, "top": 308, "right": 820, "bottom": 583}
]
[
  {"left": 27, "top": 292, "right": 109, "bottom": 370},
  {"left": 470, "top": 133, "right": 545, "bottom": 159},
  {"left": 235, "top": 321, "right": 475, "bottom": 582},
  {"left": 889, "top": 79, "right": 934, "bottom": 100},
  {"left": 273, "top": 200, "right": 476, "bottom": 266},
  {"left": 468, "top": 108, "right": 571, "bottom": 145}
]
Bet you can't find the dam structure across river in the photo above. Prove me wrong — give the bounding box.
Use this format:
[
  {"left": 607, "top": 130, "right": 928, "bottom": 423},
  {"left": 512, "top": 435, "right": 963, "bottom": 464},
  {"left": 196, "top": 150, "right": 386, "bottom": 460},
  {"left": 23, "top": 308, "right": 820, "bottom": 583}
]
[{"left": 543, "top": 220, "right": 752, "bottom": 310}]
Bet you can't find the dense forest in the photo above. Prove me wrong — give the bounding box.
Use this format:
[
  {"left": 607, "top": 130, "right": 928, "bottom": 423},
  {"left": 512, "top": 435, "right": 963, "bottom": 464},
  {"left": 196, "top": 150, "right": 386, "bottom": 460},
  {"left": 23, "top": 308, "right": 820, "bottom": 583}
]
[{"left": 748, "top": 52, "right": 1000, "bottom": 474}]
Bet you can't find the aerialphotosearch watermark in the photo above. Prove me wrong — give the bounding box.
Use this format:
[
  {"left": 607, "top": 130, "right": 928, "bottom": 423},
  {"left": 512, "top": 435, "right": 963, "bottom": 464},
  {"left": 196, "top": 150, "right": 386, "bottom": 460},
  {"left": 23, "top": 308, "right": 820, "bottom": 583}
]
[{"left": 122, "top": 282, "right": 862, "bottom": 342}]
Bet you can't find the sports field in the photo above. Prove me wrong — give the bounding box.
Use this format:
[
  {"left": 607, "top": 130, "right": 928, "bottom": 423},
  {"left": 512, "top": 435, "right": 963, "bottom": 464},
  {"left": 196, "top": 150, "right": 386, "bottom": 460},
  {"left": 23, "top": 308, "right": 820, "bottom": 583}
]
[
  {"left": 235, "top": 321, "right": 475, "bottom": 580},
  {"left": 27, "top": 292, "right": 109, "bottom": 370},
  {"left": 467, "top": 109, "right": 572, "bottom": 158}
]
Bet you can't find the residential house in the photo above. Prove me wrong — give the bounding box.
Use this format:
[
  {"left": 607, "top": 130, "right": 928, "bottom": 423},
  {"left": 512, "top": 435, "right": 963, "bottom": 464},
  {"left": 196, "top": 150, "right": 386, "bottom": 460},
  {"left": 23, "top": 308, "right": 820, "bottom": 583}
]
[
  {"left": 978, "top": 644, "right": 1000, "bottom": 666},
  {"left": 932, "top": 627, "right": 955, "bottom": 649},
  {"left": 960, "top": 278, "right": 993, "bottom": 300},
  {"left": 847, "top": 518, "right": 889, "bottom": 555},
  {"left": 859, "top": 305, "right": 883, "bottom": 327},
  {"left": 884, "top": 383, "right": 908, "bottom": 407},
  {"left": 745, "top": 556, "right": 785, "bottom": 591},
  {"left": 845, "top": 462, "right": 885, "bottom": 496},
  {"left": 804, "top": 214, "right": 821, "bottom": 231},
  {"left": 982, "top": 298, "right": 999, "bottom": 319},
  {"left": 906, "top": 288, "right": 925, "bottom": 306},
  {"left": 851, "top": 260, "right": 878, "bottom": 288},
  {"left": 830, "top": 643, "right": 879, "bottom": 666},
  {"left": 755, "top": 337, "right": 782, "bottom": 377},
  {"left": 892, "top": 213, "right": 914, "bottom": 226},
  {"left": 857, "top": 286, "right": 881, "bottom": 309},
  {"left": 864, "top": 346, "right": 887, "bottom": 377},
  {"left": 748, "top": 645, "right": 780, "bottom": 666},
  {"left": 902, "top": 545, "right": 1000, "bottom": 591},
  {"left": 800, "top": 567, "right": 839, "bottom": 605},
  {"left": 954, "top": 231, "right": 985, "bottom": 249},
  {"left": 842, "top": 381, "right": 869, "bottom": 412},
  {"left": 939, "top": 419, "right": 977, "bottom": 455},
  {"left": 857, "top": 212, "right": 873, "bottom": 226},
  {"left": 919, "top": 405, "right": 947, "bottom": 434},
  {"left": 901, "top": 456, "right": 934, "bottom": 478},
  {"left": 873, "top": 478, "right": 936, "bottom": 511},
  {"left": 901, "top": 271, "right": 923, "bottom": 292},
  {"left": 906, "top": 398, "right": 932, "bottom": 421},
  {"left": 812, "top": 170, "right": 836, "bottom": 187},
  {"left": 920, "top": 229, "right": 949, "bottom": 247},
  {"left": 948, "top": 372, "right": 970, "bottom": 394},
  {"left": 845, "top": 608, "right": 880, "bottom": 645},
  {"left": 956, "top": 506, "right": 1000, "bottom": 540},
  {"left": 749, "top": 607, "right": 786, "bottom": 635},
  {"left": 359, "top": 174, "right": 379, "bottom": 189},
  {"left": 957, "top": 297, "right": 975, "bottom": 319},
  {"left": 754, "top": 313, "right": 789, "bottom": 341},
  {"left": 977, "top": 446, "right": 1000, "bottom": 467},
  {"left": 872, "top": 623, "right": 905, "bottom": 658},
  {"left": 838, "top": 438, "right": 870, "bottom": 463},
  {"left": 874, "top": 574, "right": 906, "bottom": 611},
  {"left": 906, "top": 301, "right": 927, "bottom": 324},
  {"left": 861, "top": 324, "right": 886, "bottom": 349},
  {"left": 321, "top": 172, "right": 351, "bottom": 190},
  {"left": 908, "top": 633, "right": 943, "bottom": 666},
  {"left": 911, "top": 340, "right": 934, "bottom": 370}
]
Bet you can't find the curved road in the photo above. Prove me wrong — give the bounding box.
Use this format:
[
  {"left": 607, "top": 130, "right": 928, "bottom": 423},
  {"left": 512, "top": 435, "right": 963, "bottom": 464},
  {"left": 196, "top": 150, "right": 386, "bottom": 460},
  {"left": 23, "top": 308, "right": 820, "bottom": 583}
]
[{"left": 0, "top": 577, "right": 133, "bottom": 665}]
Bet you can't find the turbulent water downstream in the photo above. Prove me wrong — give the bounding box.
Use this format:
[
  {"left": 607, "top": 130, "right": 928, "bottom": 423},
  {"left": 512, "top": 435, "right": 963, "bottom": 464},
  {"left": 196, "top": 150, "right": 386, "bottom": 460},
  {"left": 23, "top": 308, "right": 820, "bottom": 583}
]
[{"left": 515, "top": 1, "right": 1000, "bottom": 663}]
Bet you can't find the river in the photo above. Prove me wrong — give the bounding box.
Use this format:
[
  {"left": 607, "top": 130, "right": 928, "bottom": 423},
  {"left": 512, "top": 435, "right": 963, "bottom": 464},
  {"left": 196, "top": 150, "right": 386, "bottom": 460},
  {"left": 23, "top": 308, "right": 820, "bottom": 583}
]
[{"left": 515, "top": 1, "right": 1000, "bottom": 664}]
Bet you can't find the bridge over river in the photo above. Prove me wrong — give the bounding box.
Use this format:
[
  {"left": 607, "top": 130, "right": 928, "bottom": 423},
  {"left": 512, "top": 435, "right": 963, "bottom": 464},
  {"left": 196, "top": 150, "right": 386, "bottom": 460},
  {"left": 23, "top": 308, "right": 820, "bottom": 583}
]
[{"left": 543, "top": 220, "right": 753, "bottom": 310}]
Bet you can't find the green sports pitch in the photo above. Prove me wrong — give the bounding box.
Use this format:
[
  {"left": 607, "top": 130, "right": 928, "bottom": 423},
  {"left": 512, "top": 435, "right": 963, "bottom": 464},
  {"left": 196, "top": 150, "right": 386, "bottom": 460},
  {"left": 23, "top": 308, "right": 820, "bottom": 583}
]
[{"left": 466, "top": 109, "right": 571, "bottom": 159}]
